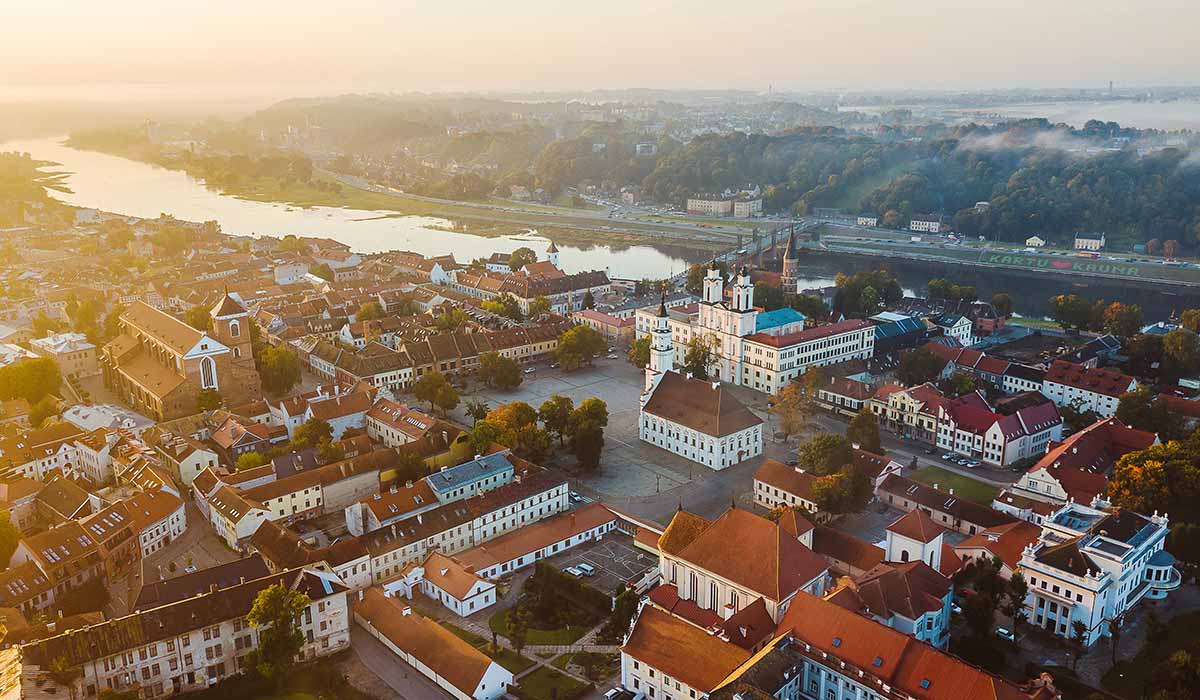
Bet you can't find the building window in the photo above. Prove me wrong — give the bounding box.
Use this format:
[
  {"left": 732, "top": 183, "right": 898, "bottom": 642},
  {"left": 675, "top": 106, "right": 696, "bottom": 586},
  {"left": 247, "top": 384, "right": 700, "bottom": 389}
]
[
  {"left": 201, "top": 357, "right": 218, "bottom": 389},
  {"left": 229, "top": 320, "right": 240, "bottom": 338}
]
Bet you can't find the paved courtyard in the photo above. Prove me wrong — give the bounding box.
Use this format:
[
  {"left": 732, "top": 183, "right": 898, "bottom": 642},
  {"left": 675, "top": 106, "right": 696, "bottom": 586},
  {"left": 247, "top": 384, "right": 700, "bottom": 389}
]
[
  {"left": 454, "top": 357, "right": 799, "bottom": 526},
  {"left": 544, "top": 532, "right": 655, "bottom": 596},
  {"left": 836, "top": 504, "right": 969, "bottom": 547}
]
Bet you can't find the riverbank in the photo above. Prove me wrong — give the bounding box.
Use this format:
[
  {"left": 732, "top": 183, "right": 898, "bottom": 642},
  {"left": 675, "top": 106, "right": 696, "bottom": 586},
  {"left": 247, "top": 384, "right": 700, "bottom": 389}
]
[{"left": 60, "top": 140, "right": 742, "bottom": 252}]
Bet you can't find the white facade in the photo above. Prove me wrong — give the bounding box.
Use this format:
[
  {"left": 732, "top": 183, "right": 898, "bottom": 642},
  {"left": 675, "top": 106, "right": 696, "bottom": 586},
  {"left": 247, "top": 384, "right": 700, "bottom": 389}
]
[
  {"left": 1074, "top": 233, "right": 1106, "bottom": 251},
  {"left": 857, "top": 216, "right": 878, "bottom": 227},
  {"left": 638, "top": 297, "right": 763, "bottom": 470},
  {"left": 909, "top": 218, "right": 941, "bottom": 233},
  {"left": 1041, "top": 376, "right": 1133, "bottom": 418},
  {"left": 636, "top": 266, "right": 874, "bottom": 396},
  {"left": 273, "top": 261, "right": 309, "bottom": 285},
  {"left": 686, "top": 197, "right": 733, "bottom": 216},
  {"left": 1020, "top": 502, "right": 1176, "bottom": 645},
  {"left": 733, "top": 198, "right": 763, "bottom": 218}
]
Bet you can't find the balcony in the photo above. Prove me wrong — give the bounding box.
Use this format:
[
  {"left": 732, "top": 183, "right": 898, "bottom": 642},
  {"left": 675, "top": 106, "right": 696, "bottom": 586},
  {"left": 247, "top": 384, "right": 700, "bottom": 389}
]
[{"left": 1146, "top": 550, "right": 1181, "bottom": 599}]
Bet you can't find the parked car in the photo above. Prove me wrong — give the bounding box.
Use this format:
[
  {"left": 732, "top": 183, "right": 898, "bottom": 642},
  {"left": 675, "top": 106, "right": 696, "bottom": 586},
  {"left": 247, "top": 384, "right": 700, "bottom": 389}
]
[
  {"left": 964, "top": 459, "right": 981, "bottom": 468},
  {"left": 951, "top": 603, "right": 962, "bottom": 615},
  {"left": 569, "top": 491, "right": 584, "bottom": 503},
  {"left": 576, "top": 563, "right": 596, "bottom": 576},
  {"left": 941, "top": 453, "right": 956, "bottom": 462},
  {"left": 606, "top": 354, "right": 618, "bottom": 360},
  {"left": 995, "top": 627, "right": 1016, "bottom": 642},
  {"left": 524, "top": 367, "right": 536, "bottom": 374},
  {"left": 564, "top": 566, "right": 583, "bottom": 577}
]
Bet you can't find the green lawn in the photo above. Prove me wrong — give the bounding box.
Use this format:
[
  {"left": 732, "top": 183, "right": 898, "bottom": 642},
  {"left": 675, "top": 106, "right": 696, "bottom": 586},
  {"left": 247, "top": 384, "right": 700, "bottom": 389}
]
[
  {"left": 488, "top": 608, "right": 590, "bottom": 646},
  {"left": 1103, "top": 611, "right": 1200, "bottom": 699},
  {"left": 517, "top": 667, "right": 590, "bottom": 700},
  {"left": 909, "top": 466, "right": 997, "bottom": 504},
  {"left": 438, "top": 620, "right": 535, "bottom": 674}
]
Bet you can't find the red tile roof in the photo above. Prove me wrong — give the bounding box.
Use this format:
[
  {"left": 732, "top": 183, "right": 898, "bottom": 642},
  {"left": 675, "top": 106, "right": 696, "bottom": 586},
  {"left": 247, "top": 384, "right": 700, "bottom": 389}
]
[
  {"left": 1043, "top": 360, "right": 1135, "bottom": 398},
  {"left": 744, "top": 319, "right": 871, "bottom": 348},
  {"left": 643, "top": 372, "right": 762, "bottom": 437},
  {"left": 887, "top": 509, "right": 945, "bottom": 544},
  {"left": 622, "top": 605, "right": 753, "bottom": 692}
]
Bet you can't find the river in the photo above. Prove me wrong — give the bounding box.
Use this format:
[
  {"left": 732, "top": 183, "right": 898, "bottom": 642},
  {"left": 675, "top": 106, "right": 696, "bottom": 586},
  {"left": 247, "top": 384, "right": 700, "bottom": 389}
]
[{"left": 1, "top": 136, "right": 706, "bottom": 280}]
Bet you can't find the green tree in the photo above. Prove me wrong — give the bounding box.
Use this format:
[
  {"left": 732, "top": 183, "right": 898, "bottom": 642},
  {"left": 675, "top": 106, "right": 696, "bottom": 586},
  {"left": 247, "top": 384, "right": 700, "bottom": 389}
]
[
  {"left": 1163, "top": 328, "right": 1200, "bottom": 375},
  {"left": 235, "top": 451, "right": 269, "bottom": 471},
  {"left": 792, "top": 293, "right": 828, "bottom": 319},
  {"left": 31, "top": 312, "right": 63, "bottom": 338},
  {"left": 681, "top": 335, "right": 715, "bottom": 379},
  {"left": 196, "top": 388, "right": 223, "bottom": 412},
  {"left": 246, "top": 583, "right": 311, "bottom": 685},
  {"left": 482, "top": 293, "right": 523, "bottom": 321},
  {"left": 582, "top": 290, "right": 595, "bottom": 309},
  {"left": 413, "top": 371, "right": 458, "bottom": 415},
  {"left": 513, "top": 424, "right": 553, "bottom": 463},
  {"left": 991, "top": 292, "right": 1014, "bottom": 318},
  {"left": 1116, "top": 386, "right": 1183, "bottom": 439},
  {"left": 258, "top": 345, "right": 302, "bottom": 396},
  {"left": 0, "top": 511, "right": 19, "bottom": 567},
  {"left": 356, "top": 300, "right": 386, "bottom": 321},
  {"left": 477, "top": 352, "right": 522, "bottom": 390},
  {"left": 310, "top": 263, "right": 335, "bottom": 282},
  {"left": 1102, "top": 301, "right": 1143, "bottom": 338},
  {"left": 528, "top": 295, "right": 551, "bottom": 316},
  {"left": 469, "top": 418, "right": 511, "bottom": 454},
  {"left": 770, "top": 382, "right": 814, "bottom": 438},
  {"left": 435, "top": 308, "right": 468, "bottom": 331},
  {"left": 538, "top": 395, "right": 575, "bottom": 446},
  {"left": 896, "top": 348, "right": 942, "bottom": 385},
  {"left": 566, "top": 398, "right": 608, "bottom": 471},
  {"left": 184, "top": 305, "right": 213, "bottom": 333},
  {"left": 508, "top": 246, "right": 538, "bottom": 270},
  {"left": 1070, "top": 620, "right": 1088, "bottom": 670},
  {"left": 797, "top": 433, "right": 853, "bottom": 476},
  {"left": 28, "top": 396, "right": 58, "bottom": 428},
  {"left": 846, "top": 410, "right": 883, "bottom": 454},
  {"left": 507, "top": 604, "right": 531, "bottom": 656},
  {"left": 47, "top": 656, "right": 82, "bottom": 700},
  {"left": 317, "top": 439, "right": 345, "bottom": 465},
  {"left": 946, "top": 371, "right": 978, "bottom": 398},
  {"left": 627, "top": 334, "right": 651, "bottom": 369},
  {"left": 555, "top": 325, "right": 607, "bottom": 370},
  {"left": 1181, "top": 308, "right": 1200, "bottom": 334},
  {"left": 1059, "top": 399, "right": 1098, "bottom": 434},
  {"left": 811, "top": 465, "right": 871, "bottom": 514},
  {"left": 292, "top": 418, "right": 333, "bottom": 449},
  {"left": 100, "top": 305, "right": 127, "bottom": 343},
  {"left": 0, "top": 357, "right": 62, "bottom": 403},
  {"left": 465, "top": 398, "right": 490, "bottom": 426}
]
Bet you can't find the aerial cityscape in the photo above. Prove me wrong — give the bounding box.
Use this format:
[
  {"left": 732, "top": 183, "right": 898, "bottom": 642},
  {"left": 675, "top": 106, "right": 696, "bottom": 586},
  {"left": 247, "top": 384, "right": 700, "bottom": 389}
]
[{"left": 2, "top": 3, "right": 1200, "bottom": 700}]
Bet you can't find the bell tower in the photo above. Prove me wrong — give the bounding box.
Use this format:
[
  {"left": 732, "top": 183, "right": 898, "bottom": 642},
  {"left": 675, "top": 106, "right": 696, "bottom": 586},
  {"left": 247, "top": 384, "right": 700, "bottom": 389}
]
[
  {"left": 644, "top": 290, "right": 674, "bottom": 398},
  {"left": 210, "top": 292, "right": 252, "bottom": 361}
]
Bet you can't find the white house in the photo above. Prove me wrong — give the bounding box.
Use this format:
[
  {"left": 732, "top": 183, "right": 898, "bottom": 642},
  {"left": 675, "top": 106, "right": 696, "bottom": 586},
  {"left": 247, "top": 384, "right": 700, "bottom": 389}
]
[
  {"left": 384, "top": 551, "right": 497, "bottom": 616},
  {"left": 355, "top": 587, "right": 512, "bottom": 700},
  {"left": 935, "top": 398, "right": 1063, "bottom": 467},
  {"left": 1025, "top": 235, "right": 1047, "bottom": 248},
  {"left": 1020, "top": 502, "right": 1177, "bottom": 645},
  {"left": 1041, "top": 360, "right": 1136, "bottom": 418},
  {"left": 273, "top": 261, "right": 309, "bottom": 285},
  {"left": 1074, "top": 232, "right": 1106, "bottom": 251},
  {"left": 909, "top": 218, "right": 941, "bottom": 233},
  {"left": 857, "top": 215, "right": 878, "bottom": 227}
]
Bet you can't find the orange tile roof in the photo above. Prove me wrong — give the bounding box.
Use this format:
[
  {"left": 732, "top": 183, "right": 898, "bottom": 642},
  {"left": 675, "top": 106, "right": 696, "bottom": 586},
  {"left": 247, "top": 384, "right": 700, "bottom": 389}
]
[
  {"left": 454, "top": 503, "right": 615, "bottom": 572},
  {"left": 886, "top": 509, "right": 946, "bottom": 544},
  {"left": 355, "top": 587, "right": 501, "bottom": 695},
  {"left": 672, "top": 507, "right": 828, "bottom": 602},
  {"left": 754, "top": 459, "right": 817, "bottom": 501},
  {"left": 954, "top": 521, "right": 1042, "bottom": 570},
  {"left": 643, "top": 371, "right": 762, "bottom": 437},
  {"left": 778, "top": 593, "right": 1033, "bottom": 700},
  {"left": 621, "top": 605, "right": 753, "bottom": 692},
  {"left": 418, "top": 552, "right": 490, "bottom": 600}
]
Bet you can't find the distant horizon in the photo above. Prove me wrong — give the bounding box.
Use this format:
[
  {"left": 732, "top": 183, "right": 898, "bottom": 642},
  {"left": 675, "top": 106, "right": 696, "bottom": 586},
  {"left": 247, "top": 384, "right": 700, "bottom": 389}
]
[{"left": 4, "top": 1, "right": 1198, "bottom": 95}]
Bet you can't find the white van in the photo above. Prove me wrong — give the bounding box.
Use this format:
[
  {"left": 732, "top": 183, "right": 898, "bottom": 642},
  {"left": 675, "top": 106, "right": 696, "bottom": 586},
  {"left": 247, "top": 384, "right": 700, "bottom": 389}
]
[{"left": 576, "top": 563, "right": 596, "bottom": 576}]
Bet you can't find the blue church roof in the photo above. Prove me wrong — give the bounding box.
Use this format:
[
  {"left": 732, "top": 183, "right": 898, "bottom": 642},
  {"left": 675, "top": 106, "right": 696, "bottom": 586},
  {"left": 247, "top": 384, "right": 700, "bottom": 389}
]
[{"left": 755, "top": 308, "right": 807, "bottom": 332}]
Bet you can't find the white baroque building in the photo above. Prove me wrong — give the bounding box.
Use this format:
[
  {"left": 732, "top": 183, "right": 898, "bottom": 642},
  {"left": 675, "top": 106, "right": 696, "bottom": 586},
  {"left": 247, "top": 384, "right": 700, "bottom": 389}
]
[
  {"left": 639, "top": 296, "right": 763, "bottom": 470},
  {"left": 635, "top": 264, "right": 874, "bottom": 395},
  {"left": 1019, "top": 501, "right": 1178, "bottom": 646}
]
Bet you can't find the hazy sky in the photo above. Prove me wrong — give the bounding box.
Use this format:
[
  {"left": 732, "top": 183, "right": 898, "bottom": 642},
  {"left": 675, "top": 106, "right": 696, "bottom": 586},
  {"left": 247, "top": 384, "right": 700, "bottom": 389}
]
[{"left": 2, "top": 0, "right": 1197, "bottom": 94}]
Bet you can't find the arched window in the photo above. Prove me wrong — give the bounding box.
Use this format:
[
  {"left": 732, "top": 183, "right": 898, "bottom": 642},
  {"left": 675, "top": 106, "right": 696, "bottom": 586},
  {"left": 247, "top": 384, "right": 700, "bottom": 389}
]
[
  {"left": 200, "top": 357, "right": 218, "bottom": 389},
  {"left": 229, "top": 320, "right": 240, "bottom": 338},
  {"left": 900, "top": 550, "right": 910, "bottom": 563},
  {"left": 233, "top": 347, "right": 241, "bottom": 359}
]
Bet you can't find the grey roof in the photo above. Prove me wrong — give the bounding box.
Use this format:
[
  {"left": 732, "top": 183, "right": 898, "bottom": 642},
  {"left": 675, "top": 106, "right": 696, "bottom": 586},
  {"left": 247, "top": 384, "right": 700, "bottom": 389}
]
[{"left": 426, "top": 452, "right": 514, "bottom": 496}]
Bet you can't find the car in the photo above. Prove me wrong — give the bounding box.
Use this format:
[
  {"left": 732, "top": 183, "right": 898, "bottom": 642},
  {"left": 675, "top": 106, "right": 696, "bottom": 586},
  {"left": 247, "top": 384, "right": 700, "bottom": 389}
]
[
  {"left": 564, "top": 566, "right": 583, "bottom": 578},
  {"left": 606, "top": 354, "right": 618, "bottom": 359},
  {"left": 995, "top": 627, "right": 1016, "bottom": 642},
  {"left": 569, "top": 491, "right": 584, "bottom": 503},
  {"left": 523, "top": 367, "right": 536, "bottom": 374},
  {"left": 951, "top": 603, "right": 963, "bottom": 615},
  {"left": 576, "top": 563, "right": 596, "bottom": 576},
  {"left": 184, "top": 564, "right": 198, "bottom": 574},
  {"left": 941, "top": 453, "right": 957, "bottom": 462},
  {"left": 923, "top": 447, "right": 937, "bottom": 455},
  {"left": 549, "top": 362, "right": 559, "bottom": 369},
  {"left": 964, "top": 459, "right": 981, "bottom": 468}
]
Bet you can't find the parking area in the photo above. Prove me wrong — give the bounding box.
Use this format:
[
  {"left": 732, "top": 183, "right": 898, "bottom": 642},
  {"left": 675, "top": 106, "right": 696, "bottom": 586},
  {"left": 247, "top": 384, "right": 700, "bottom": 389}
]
[{"left": 545, "top": 531, "right": 655, "bottom": 596}]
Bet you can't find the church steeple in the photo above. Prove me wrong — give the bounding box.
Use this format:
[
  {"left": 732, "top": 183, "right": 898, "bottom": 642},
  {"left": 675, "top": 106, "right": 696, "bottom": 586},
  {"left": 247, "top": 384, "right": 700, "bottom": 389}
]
[{"left": 645, "top": 288, "right": 674, "bottom": 393}]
